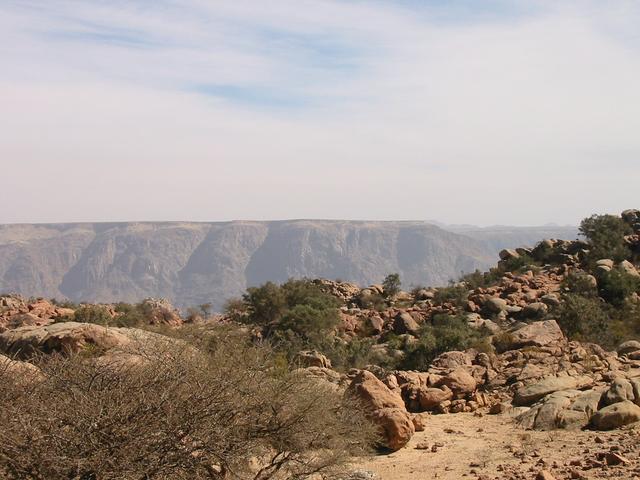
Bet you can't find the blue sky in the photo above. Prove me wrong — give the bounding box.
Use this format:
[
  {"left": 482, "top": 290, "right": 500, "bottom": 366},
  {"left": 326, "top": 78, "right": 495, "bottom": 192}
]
[{"left": 0, "top": 1, "right": 639, "bottom": 225}]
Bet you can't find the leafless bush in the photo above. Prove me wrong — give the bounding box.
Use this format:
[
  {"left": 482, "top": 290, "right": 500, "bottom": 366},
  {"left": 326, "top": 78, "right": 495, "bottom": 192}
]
[{"left": 0, "top": 334, "right": 376, "bottom": 480}]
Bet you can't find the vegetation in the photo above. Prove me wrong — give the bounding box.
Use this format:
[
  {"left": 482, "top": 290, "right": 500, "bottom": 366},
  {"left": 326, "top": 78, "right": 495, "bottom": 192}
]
[
  {"left": 382, "top": 273, "right": 401, "bottom": 298},
  {"left": 580, "top": 214, "right": 632, "bottom": 264},
  {"left": 397, "top": 314, "right": 487, "bottom": 370},
  {"left": 432, "top": 283, "right": 469, "bottom": 308},
  {"left": 0, "top": 332, "right": 377, "bottom": 480}
]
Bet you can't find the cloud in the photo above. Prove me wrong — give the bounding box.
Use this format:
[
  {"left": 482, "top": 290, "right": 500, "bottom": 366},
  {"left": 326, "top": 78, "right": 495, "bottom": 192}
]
[{"left": 0, "top": 0, "right": 639, "bottom": 225}]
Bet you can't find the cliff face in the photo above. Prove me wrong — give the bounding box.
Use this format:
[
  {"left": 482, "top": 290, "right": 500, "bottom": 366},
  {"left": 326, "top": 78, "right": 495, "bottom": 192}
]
[{"left": 0, "top": 220, "right": 576, "bottom": 310}]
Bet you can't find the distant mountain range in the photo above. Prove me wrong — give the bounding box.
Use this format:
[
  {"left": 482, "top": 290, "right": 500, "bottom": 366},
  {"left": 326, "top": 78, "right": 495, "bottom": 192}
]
[{"left": 0, "top": 221, "right": 578, "bottom": 311}]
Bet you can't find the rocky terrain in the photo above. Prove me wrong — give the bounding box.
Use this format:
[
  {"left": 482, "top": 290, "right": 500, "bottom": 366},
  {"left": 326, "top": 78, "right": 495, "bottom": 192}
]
[
  {"left": 1, "top": 210, "right": 637, "bottom": 480},
  {"left": 0, "top": 220, "right": 577, "bottom": 311}
]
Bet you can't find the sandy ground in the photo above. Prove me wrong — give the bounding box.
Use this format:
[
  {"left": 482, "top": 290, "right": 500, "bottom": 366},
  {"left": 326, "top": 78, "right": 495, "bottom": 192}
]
[{"left": 356, "top": 413, "right": 640, "bottom": 480}]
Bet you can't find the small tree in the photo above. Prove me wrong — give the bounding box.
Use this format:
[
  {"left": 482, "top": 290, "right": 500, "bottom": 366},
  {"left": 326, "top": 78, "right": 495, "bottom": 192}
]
[
  {"left": 580, "top": 214, "right": 632, "bottom": 263},
  {"left": 382, "top": 273, "right": 401, "bottom": 298}
]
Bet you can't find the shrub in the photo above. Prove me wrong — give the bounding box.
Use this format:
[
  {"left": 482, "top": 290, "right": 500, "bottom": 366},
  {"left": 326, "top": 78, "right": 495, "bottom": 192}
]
[
  {"left": 499, "top": 253, "right": 539, "bottom": 273},
  {"left": 580, "top": 214, "right": 632, "bottom": 263},
  {"left": 223, "top": 297, "right": 248, "bottom": 322},
  {"left": 556, "top": 293, "right": 609, "bottom": 343},
  {"left": 71, "top": 305, "right": 112, "bottom": 326},
  {"left": 561, "top": 272, "right": 598, "bottom": 297},
  {"left": 359, "top": 292, "right": 387, "bottom": 311},
  {"left": 432, "top": 284, "right": 469, "bottom": 308},
  {"left": 399, "top": 314, "right": 485, "bottom": 370},
  {"left": 241, "top": 279, "right": 340, "bottom": 338},
  {"left": 597, "top": 269, "right": 640, "bottom": 306},
  {"left": 0, "top": 336, "right": 376, "bottom": 480},
  {"left": 459, "top": 269, "right": 501, "bottom": 289}
]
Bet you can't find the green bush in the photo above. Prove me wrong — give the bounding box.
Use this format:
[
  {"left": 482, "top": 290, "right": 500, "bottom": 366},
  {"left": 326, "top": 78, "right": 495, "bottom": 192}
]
[
  {"left": 556, "top": 293, "right": 609, "bottom": 343},
  {"left": 500, "top": 253, "right": 539, "bottom": 273},
  {"left": 580, "top": 214, "right": 632, "bottom": 264},
  {"left": 459, "top": 269, "right": 501, "bottom": 289},
  {"left": 561, "top": 272, "right": 598, "bottom": 297},
  {"left": 71, "top": 305, "right": 112, "bottom": 326},
  {"left": 239, "top": 279, "right": 342, "bottom": 363},
  {"left": 597, "top": 269, "right": 640, "bottom": 306},
  {"left": 359, "top": 292, "right": 387, "bottom": 311},
  {"left": 398, "top": 314, "right": 485, "bottom": 370},
  {"left": 432, "top": 284, "right": 469, "bottom": 307}
]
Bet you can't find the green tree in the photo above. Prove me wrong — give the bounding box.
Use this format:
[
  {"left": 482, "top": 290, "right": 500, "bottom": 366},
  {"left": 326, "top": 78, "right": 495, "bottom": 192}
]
[
  {"left": 382, "top": 273, "right": 401, "bottom": 298},
  {"left": 580, "top": 214, "right": 632, "bottom": 263}
]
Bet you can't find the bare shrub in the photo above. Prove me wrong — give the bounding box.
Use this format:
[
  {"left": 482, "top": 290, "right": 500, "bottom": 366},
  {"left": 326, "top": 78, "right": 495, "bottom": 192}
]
[{"left": 0, "top": 335, "right": 376, "bottom": 480}]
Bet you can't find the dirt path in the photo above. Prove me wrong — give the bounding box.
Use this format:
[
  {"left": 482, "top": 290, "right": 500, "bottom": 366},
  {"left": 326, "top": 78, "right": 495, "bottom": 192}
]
[{"left": 356, "top": 413, "right": 640, "bottom": 480}]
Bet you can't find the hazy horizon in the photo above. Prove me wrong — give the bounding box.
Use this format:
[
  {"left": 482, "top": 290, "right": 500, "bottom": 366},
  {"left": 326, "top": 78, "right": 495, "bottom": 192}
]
[{"left": 1, "top": 1, "right": 639, "bottom": 226}]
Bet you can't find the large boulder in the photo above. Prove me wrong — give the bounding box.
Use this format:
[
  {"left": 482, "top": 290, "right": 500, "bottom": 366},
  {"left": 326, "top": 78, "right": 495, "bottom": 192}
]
[
  {"left": 517, "top": 390, "right": 578, "bottom": 430},
  {"left": 431, "top": 351, "right": 472, "bottom": 370},
  {"left": 509, "top": 320, "right": 565, "bottom": 349},
  {"left": 618, "top": 340, "right": 640, "bottom": 357},
  {"left": 437, "top": 367, "right": 477, "bottom": 396},
  {"left": 370, "top": 408, "right": 415, "bottom": 451},
  {"left": 0, "top": 322, "right": 168, "bottom": 360},
  {"left": 485, "top": 297, "right": 508, "bottom": 314},
  {"left": 418, "top": 387, "right": 453, "bottom": 411},
  {"left": 601, "top": 378, "right": 635, "bottom": 406},
  {"left": 393, "top": 312, "right": 419, "bottom": 335},
  {"left": 591, "top": 400, "right": 640, "bottom": 430},
  {"left": 618, "top": 260, "right": 640, "bottom": 278},
  {"left": 0, "top": 322, "right": 132, "bottom": 359},
  {"left": 514, "top": 375, "right": 594, "bottom": 406},
  {"left": 347, "top": 370, "right": 414, "bottom": 450}
]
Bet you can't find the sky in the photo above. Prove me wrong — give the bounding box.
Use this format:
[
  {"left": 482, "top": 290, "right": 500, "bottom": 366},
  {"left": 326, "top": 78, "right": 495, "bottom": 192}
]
[{"left": 0, "top": 0, "right": 639, "bottom": 226}]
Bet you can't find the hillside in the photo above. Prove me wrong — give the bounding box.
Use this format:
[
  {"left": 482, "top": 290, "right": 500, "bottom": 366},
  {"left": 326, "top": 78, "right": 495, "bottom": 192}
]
[
  {"left": 0, "top": 220, "right": 577, "bottom": 310},
  {"left": 1, "top": 209, "right": 639, "bottom": 479}
]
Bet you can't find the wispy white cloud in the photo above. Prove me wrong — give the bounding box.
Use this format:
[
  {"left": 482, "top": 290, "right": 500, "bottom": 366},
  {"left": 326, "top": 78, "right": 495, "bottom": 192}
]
[{"left": 0, "top": 1, "right": 639, "bottom": 225}]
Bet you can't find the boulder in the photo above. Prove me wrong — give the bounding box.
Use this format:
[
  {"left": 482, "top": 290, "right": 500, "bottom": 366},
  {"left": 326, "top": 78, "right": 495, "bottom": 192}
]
[
  {"left": 393, "top": 312, "right": 419, "bottom": 335},
  {"left": 437, "top": 367, "right": 477, "bottom": 395},
  {"left": 514, "top": 375, "right": 593, "bottom": 406},
  {"left": 618, "top": 340, "right": 640, "bottom": 356},
  {"left": 370, "top": 408, "right": 415, "bottom": 451},
  {"left": 0, "top": 322, "right": 170, "bottom": 361},
  {"left": 485, "top": 297, "right": 508, "bottom": 314},
  {"left": 431, "top": 351, "right": 471, "bottom": 369},
  {"left": 0, "top": 322, "right": 132, "bottom": 359},
  {"left": 509, "top": 320, "right": 565, "bottom": 349},
  {"left": 136, "top": 298, "right": 183, "bottom": 326},
  {"left": 347, "top": 370, "right": 406, "bottom": 410},
  {"left": 367, "top": 316, "right": 384, "bottom": 335},
  {"left": 540, "top": 293, "right": 560, "bottom": 307},
  {"left": 347, "top": 370, "right": 414, "bottom": 450},
  {"left": 521, "top": 302, "right": 548, "bottom": 319},
  {"left": 619, "top": 260, "right": 640, "bottom": 278},
  {"left": 418, "top": 387, "right": 453, "bottom": 411},
  {"left": 591, "top": 400, "right": 640, "bottom": 430},
  {"left": 596, "top": 259, "right": 615, "bottom": 269},
  {"left": 414, "top": 289, "right": 434, "bottom": 301},
  {"left": 601, "top": 378, "right": 635, "bottom": 406},
  {"left": 499, "top": 249, "right": 520, "bottom": 261},
  {"left": 517, "top": 390, "right": 578, "bottom": 430}
]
